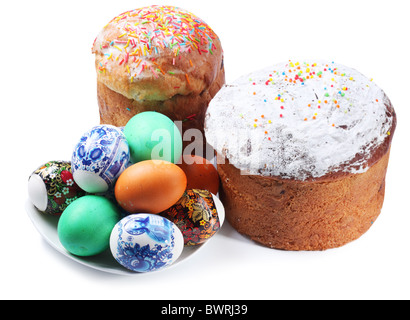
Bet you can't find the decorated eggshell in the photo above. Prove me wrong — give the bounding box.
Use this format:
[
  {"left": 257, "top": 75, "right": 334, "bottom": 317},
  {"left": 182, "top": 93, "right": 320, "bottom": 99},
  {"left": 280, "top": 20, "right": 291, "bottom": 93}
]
[
  {"left": 177, "top": 155, "right": 220, "bottom": 195},
  {"left": 28, "top": 161, "right": 86, "bottom": 216},
  {"left": 110, "top": 214, "right": 184, "bottom": 273},
  {"left": 71, "top": 125, "right": 130, "bottom": 193},
  {"left": 114, "top": 160, "right": 187, "bottom": 214},
  {"left": 123, "top": 111, "right": 183, "bottom": 164},
  {"left": 58, "top": 195, "right": 121, "bottom": 257},
  {"left": 160, "top": 189, "right": 224, "bottom": 246}
]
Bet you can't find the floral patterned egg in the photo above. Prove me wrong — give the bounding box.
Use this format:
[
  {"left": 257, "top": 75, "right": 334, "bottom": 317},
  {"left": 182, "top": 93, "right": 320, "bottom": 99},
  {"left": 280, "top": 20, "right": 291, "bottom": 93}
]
[
  {"left": 71, "top": 124, "right": 130, "bottom": 193},
  {"left": 28, "top": 161, "right": 86, "bottom": 216},
  {"left": 110, "top": 214, "right": 184, "bottom": 273},
  {"left": 160, "top": 189, "right": 223, "bottom": 246}
]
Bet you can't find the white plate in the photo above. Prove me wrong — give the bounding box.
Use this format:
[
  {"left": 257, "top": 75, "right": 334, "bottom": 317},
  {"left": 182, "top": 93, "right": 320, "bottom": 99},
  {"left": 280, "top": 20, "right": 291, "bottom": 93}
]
[{"left": 25, "top": 194, "right": 225, "bottom": 275}]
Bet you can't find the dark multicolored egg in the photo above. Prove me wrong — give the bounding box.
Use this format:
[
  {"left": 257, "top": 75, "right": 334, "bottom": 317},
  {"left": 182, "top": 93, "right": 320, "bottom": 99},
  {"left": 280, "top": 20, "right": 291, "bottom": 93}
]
[
  {"left": 27, "top": 161, "right": 86, "bottom": 216},
  {"left": 160, "top": 189, "right": 224, "bottom": 246}
]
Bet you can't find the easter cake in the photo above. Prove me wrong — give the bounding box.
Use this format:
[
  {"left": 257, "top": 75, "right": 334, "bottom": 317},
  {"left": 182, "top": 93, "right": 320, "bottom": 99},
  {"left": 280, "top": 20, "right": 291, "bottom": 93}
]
[
  {"left": 92, "top": 5, "right": 225, "bottom": 148},
  {"left": 205, "top": 60, "right": 397, "bottom": 251}
]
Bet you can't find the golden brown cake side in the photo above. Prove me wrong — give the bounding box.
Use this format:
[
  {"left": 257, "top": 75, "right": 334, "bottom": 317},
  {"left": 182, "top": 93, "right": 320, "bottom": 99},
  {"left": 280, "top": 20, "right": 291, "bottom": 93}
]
[
  {"left": 97, "top": 61, "right": 225, "bottom": 132},
  {"left": 217, "top": 149, "right": 392, "bottom": 251}
]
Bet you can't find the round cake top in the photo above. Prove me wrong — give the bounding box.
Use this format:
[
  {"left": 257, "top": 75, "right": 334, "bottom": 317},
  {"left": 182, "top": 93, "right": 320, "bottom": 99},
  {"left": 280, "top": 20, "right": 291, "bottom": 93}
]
[
  {"left": 205, "top": 60, "right": 396, "bottom": 181},
  {"left": 92, "top": 5, "right": 223, "bottom": 102}
]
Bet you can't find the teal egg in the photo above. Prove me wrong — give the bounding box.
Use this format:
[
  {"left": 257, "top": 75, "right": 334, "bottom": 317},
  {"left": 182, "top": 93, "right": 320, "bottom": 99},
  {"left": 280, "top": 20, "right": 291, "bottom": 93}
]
[
  {"left": 124, "top": 112, "right": 183, "bottom": 164},
  {"left": 57, "top": 195, "right": 120, "bottom": 257}
]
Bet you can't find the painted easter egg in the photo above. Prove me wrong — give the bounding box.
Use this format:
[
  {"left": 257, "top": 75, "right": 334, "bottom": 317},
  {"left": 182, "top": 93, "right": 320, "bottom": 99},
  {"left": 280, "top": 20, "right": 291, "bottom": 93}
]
[
  {"left": 57, "top": 195, "right": 121, "bottom": 257},
  {"left": 123, "top": 111, "right": 182, "bottom": 164},
  {"left": 177, "top": 155, "right": 220, "bottom": 195},
  {"left": 160, "top": 189, "right": 225, "bottom": 246},
  {"left": 115, "top": 160, "right": 187, "bottom": 214},
  {"left": 28, "top": 161, "right": 86, "bottom": 216},
  {"left": 71, "top": 125, "right": 130, "bottom": 193},
  {"left": 110, "top": 214, "right": 184, "bottom": 273}
]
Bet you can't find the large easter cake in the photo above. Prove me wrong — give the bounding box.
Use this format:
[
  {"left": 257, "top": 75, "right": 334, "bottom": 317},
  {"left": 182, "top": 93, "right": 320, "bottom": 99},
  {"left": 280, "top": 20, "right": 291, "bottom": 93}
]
[{"left": 205, "top": 60, "right": 396, "bottom": 250}]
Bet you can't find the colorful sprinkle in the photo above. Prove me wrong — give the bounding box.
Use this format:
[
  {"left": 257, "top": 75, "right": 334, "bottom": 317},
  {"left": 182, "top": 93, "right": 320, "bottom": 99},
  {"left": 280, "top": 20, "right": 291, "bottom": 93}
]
[
  {"left": 95, "top": 5, "right": 219, "bottom": 81},
  {"left": 240, "top": 60, "right": 386, "bottom": 140}
]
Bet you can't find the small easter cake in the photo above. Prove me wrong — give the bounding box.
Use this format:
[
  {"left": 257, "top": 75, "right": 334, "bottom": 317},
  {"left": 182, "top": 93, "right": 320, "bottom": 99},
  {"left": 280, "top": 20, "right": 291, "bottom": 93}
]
[
  {"left": 205, "top": 60, "right": 396, "bottom": 251},
  {"left": 92, "top": 5, "right": 225, "bottom": 149}
]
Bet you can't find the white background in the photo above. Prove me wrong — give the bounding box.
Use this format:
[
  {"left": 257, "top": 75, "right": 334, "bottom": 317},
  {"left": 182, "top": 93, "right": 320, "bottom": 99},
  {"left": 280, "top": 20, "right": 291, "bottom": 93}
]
[{"left": 1, "top": 0, "right": 409, "bottom": 300}]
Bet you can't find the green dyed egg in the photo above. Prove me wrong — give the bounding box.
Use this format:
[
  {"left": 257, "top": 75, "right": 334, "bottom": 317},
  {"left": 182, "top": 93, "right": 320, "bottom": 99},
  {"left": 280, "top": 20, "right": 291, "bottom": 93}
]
[
  {"left": 57, "top": 195, "right": 120, "bottom": 257},
  {"left": 124, "top": 111, "right": 183, "bottom": 164}
]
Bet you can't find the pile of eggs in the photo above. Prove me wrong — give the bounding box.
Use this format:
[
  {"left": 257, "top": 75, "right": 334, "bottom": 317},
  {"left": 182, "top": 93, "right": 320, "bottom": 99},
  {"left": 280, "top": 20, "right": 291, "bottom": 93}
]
[{"left": 27, "top": 112, "right": 224, "bottom": 273}]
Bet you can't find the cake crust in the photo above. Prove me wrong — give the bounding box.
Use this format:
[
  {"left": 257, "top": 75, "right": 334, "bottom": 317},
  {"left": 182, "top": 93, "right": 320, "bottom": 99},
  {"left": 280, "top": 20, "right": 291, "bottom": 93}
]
[
  {"left": 218, "top": 150, "right": 391, "bottom": 250},
  {"left": 96, "top": 62, "right": 225, "bottom": 131}
]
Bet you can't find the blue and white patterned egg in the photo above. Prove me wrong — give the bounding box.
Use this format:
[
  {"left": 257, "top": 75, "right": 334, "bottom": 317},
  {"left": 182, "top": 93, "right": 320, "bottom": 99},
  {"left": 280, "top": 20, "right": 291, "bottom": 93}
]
[
  {"left": 110, "top": 214, "right": 184, "bottom": 273},
  {"left": 71, "top": 125, "right": 130, "bottom": 193}
]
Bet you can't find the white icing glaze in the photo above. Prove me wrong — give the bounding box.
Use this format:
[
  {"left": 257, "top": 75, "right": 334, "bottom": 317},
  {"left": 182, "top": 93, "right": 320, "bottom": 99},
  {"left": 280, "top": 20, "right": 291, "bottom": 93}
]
[{"left": 205, "top": 60, "right": 394, "bottom": 180}]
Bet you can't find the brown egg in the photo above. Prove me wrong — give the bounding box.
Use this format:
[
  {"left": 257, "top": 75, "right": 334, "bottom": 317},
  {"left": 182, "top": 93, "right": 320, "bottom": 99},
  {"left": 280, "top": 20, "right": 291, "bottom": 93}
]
[
  {"left": 177, "top": 155, "right": 220, "bottom": 195},
  {"left": 114, "top": 160, "right": 187, "bottom": 214}
]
